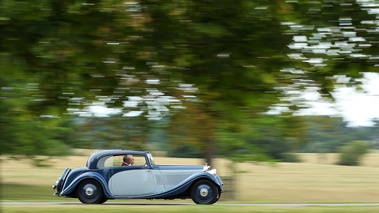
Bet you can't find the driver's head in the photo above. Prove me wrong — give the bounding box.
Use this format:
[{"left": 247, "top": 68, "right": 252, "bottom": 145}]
[{"left": 124, "top": 154, "right": 134, "bottom": 165}]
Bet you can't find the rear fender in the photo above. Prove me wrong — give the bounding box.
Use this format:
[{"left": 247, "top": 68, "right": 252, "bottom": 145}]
[
  {"left": 60, "top": 172, "right": 111, "bottom": 198},
  {"left": 53, "top": 168, "right": 71, "bottom": 194}
]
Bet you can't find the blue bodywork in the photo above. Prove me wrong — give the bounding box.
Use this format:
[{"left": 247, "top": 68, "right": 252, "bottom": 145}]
[{"left": 54, "top": 150, "right": 223, "bottom": 201}]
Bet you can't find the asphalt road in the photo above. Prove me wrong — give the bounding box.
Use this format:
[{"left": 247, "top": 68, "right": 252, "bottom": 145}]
[{"left": 2, "top": 202, "right": 379, "bottom": 206}]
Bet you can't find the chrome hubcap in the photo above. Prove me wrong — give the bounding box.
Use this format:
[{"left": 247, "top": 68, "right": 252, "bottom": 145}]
[
  {"left": 85, "top": 187, "right": 94, "bottom": 196},
  {"left": 200, "top": 188, "right": 208, "bottom": 197}
]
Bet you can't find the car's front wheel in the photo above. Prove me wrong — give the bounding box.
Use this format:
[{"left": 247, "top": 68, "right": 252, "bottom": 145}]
[
  {"left": 77, "top": 180, "right": 106, "bottom": 204},
  {"left": 190, "top": 180, "right": 219, "bottom": 204}
]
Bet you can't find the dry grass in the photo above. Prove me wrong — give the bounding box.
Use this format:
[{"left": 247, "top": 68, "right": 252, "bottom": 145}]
[
  {"left": 297, "top": 153, "right": 379, "bottom": 167},
  {"left": 236, "top": 162, "right": 379, "bottom": 202},
  {"left": 232, "top": 152, "right": 379, "bottom": 202},
  {"left": 1, "top": 150, "right": 379, "bottom": 202},
  {"left": 3, "top": 205, "right": 379, "bottom": 213}
]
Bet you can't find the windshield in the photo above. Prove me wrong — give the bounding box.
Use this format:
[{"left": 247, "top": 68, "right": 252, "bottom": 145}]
[{"left": 147, "top": 153, "right": 155, "bottom": 165}]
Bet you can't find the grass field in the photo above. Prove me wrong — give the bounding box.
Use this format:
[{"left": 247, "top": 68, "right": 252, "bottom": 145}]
[{"left": 1, "top": 150, "right": 379, "bottom": 212}]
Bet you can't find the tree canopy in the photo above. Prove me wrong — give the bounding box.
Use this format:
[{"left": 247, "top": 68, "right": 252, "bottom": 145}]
[{"left": 1, "top": 0, "right": 378, "bottom": 164}]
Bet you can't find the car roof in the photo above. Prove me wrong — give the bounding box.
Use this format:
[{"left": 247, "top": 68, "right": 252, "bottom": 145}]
[{"left": 86, "top": 150, "right": 149, "bottom": 169}]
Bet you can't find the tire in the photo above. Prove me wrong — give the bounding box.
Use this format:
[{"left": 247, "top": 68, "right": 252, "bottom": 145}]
[
  {"left": 190, "top": 180, "right": 219, "bottom": 204},
  {"left": 77, "top": 180, "right": 105, "bottom": 204},
  {"left": 99, "top": 196, "right": 108, "bottom": 204}
]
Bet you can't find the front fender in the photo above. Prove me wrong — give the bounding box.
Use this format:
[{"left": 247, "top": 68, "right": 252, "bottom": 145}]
[
  {"left": 152, "top": 172, "right": 223, "bottom": 199},
  {"left": 193, "top": 172, "right": 223, "bottom": 192},
  {"left": 214, "top": 175, "right": 224, "bottom": 192},
  {"left": 60, "top": 172, "right": 111, "bottom": 198}
]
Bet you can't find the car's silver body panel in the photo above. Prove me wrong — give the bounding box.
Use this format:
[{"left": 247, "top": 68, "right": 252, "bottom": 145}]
[{"left": 53, "top": 150, "right": 223, "bottom": 203}]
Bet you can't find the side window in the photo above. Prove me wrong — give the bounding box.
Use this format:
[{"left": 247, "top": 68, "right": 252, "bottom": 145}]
[
  {"left": 97, "top": 156, "right": 113, "bottom": 168},
  {"left": 113, "top": 155, "right": 124, "bottom": 166},
  {"left": 117, "top": 154, "right": 147, "bottom": 166},
  {"left": 97, "top": 154, "right": 147, "bottom": 168},
  {"left": 133, "top": 155, "right": 147, "bottom": 166}
]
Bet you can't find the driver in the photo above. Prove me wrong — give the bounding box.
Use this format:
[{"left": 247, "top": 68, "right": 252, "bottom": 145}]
[{"left": 122, "top": 154, "right": 134, "bottom": 166}]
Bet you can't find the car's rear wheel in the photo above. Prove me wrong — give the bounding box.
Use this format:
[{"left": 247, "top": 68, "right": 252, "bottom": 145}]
[
  {"left": 190, "top": 180, "right": 219, "bottom": 204},
  {"left": 77, "top": 180, "right": 106, "bottom": 204}
]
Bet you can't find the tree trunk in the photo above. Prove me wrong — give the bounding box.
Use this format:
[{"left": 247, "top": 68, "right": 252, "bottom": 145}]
[{"left": 204, "top": 138, "right": 215, "bottom": 167}]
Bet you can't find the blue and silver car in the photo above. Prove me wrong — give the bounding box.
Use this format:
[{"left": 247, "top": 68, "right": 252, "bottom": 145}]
[{"left": 53, "top": 150, "right": 223, "bottom": 204}]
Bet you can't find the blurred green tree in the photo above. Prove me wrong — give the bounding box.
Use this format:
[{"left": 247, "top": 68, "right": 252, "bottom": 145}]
[
  {"left": 140, "top": 0, "right": 294, "bottom": 165},
  {"left": 278, "top": 0, "right": 378, "bottom": 104},
  {"left": 337, "top": 140, "right": 369, "bottom": 166},
  {"left": 74, "top": 116, "right": 149, "bottom": 150},
  {"left": 1, "top": 0, "right": 378, "bottom": 165},
  {"left": 0, "top": 75, "right": 73, "bottom": 164},
  {"left": 300, "top": 116, "right": 378, "bottom": 153}
]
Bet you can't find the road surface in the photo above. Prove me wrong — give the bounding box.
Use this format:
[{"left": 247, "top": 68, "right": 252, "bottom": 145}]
[{"left": 2, "top": 202, "right": 379, "bottom": 206}]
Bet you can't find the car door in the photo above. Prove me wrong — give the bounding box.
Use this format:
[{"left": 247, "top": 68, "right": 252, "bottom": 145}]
[{"left": 108, "top": 154, "right": 157, "bottom": 196}]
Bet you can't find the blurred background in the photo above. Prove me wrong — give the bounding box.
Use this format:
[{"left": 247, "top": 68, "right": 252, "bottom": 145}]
[{"left": 1, "top": 0, "right": 379, "bottom": 203}]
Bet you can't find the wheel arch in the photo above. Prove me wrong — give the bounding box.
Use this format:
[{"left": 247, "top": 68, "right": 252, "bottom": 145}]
[
  {"left": 60, "top": 172, "right": 111, "bottom": 198},
  {"left": 189, "top": 173, "right": 223, "bottom": 194}
]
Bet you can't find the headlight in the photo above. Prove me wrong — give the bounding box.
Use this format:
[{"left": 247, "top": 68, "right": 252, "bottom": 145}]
[{"left": 208, "top": 169, "right": 217, "bottom": 175}]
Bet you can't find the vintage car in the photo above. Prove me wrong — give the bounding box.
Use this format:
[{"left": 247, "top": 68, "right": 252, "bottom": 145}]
[{"left": 53, "top": 150, "right": 223, "bottom": 204}]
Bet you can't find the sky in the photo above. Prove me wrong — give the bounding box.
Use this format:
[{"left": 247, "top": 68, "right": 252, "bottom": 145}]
[{"left": 298, "top": 72, "right": 379, "bottom": 127}]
